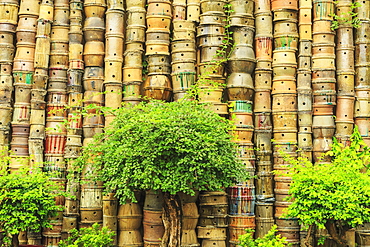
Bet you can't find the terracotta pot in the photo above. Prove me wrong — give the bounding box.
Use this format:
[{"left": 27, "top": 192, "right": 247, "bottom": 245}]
[
  {"left": 171, "top": 72, "right": 196, "bottom": 91},
  {"left": 147, "top": 1, "right": 172, "bottom": 16},
  {"left": 199, "top": 13, "right": 226, "bottom": 25},
  {"left": 0, "top": 3, "right": 18, "bottom": 25},
  {"left": 229, "top": 14, "right": 255, "bottom": 27},
  {"left": 124, "top": 50, "right": 143, "bottom": 67},
  {"left": 39, "top": 3, "right": 54, "bottom": 21},
  {"left": 126, "top": 25, "right": 145, "bottom": 42},
  {"left": 272, "top": 79, "right": 297, "bottom": 94},
  {"left": 254, "top": 113, "right": 272, "bottom": 130},
  {"left": 123, "top": 67, "right": 142, "bottom": 83},
  {"left": 230, "top": 112, "right": 253, "bottom": 127},
  {"left": 83, "top": 41, "right": 105, "bottom": 67},
  {"left": 272, "top": 112, "right": 297, "bottom": 132},
  {"left": 0, "top": 44, "right": 14, "bottom": 63},
  {"left": 83, "top": 17, "right": 105, "bottom": 42},
  {"left": 272, "top": 94, "right": 297, "bottom": 112},
  {"left": 313, "top": 0, "right": 334, "bottom": 21},
  {"left": 272, "top": 50, "right": 297, "bottom": 66},
  {"left": 274, "top": 35, "right": 299, "bottom": 50},
  {"left": 105, "top": 60, "right": 123, "bottom": 83},
  {"left": 197, "top": 226, "right": 227, "bottom": 240},
  {"left": 186, "top": 3, "right": 200, "bottom": 22},
  {"left": 355, "top": 22, "right": 370, "bottom": 44},
  {"left": 19, "top": 0, "right": 40, "bottom": 16},
  {"left": 146, "top": 15, "right": 171, "bottom": 31},
  {"left": 84, "top": 1, "right": 106, "bottom": 18},
  {"left": 274, "top": 21, "right": 298, "bottom": 37},
  {"left": 50, "top": 26, "right": 69, "bottom": 43},
  {"left": 143, "top": 74, "right": 172, "bottom": 101},
  {"left": 355, "top": 99, "right": 370, "bottom": 117},
  {"left": 106, "top": 9, "right": 125, "bottom": 35}
]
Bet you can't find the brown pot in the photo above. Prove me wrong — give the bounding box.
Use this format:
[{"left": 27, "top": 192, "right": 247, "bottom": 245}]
[
  {"left": 313, "top": 0, "right": 334, "bottom": 21},
  {"left": 272, "top": 79, "right": 297, "bottom": 94},
  {"left": 19, "top": 0, "right": 40, "bottom": 16},
  {"left": 272, "top": 112, "right": 297, "bottom": 131},
  {"left": 147, "top": 1, "right": 172, "bottom": 16},
  {"left": 186, "top": 4, "right": 201, "bottom": 23},
  {"left": 83, "top": 41, "right": 105, "bottom": 67}
]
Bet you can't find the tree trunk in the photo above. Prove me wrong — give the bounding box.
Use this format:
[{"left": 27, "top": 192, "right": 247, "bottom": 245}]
[
  {"left": 161, "top": 193, "right": 181, "bottom": 247},
  {"left": 325, "top": 221, "right": 347, "bottom": 247},
  {"left": 12, "top": 234, "right": 19, "bottom": 247}
]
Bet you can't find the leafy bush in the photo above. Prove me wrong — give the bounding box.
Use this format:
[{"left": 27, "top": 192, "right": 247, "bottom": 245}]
[
  {"left": 0, "top": 164, "right": 65, "bottom": 245},
  {"left": 238, "top": 225, "right": 290, "bottom": 247},
  {"left": 75, "top": 100, "right": 247, "bottom": 204},
  {"left": 281, "top": 126, "right": 370, "bottom": 245},
  {"left": 58, "top": 223, "right": 115, "bottom": 247}
]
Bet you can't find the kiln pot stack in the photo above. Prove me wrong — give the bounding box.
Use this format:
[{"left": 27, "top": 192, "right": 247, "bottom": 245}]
[{"left": 253, "top": 0, "right": 275, "bottom": 239}]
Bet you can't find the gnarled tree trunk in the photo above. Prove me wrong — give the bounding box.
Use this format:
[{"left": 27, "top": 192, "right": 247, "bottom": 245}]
[{"left": 161, "top": 193, "right": 181, "bottom": 247}]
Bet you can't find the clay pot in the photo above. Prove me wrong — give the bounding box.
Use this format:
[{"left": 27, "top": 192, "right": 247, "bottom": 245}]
[
  {"left": 272, "top": 79, "right": 297, "bottom": 94},
  {"left": 272, "top": 94, "right": 297, "bottom": 112},
  {"left": 146, "top": 15, "right": 171, "bottom": 31},
  {"left": 106, "top": 9, "right": 124, "bottom": 35},
  {"left": 272, "top": 112, "right": 297, "bottom": 131},
  {"left": 313, "top": 0, "right": 334, "bottom": 21},
  {"left": 0, "top": 3, "right": 18, "bottom": 25},
  {"left": 19, "top": 0, "right": 41, "bottom": 16},
  {"left": 84, "top": 1, "right": 106, "bottom": 18},
  {"left": 186, "top": 3, "right": 200, "bottom": 22},
  {"left": 147, "top": 1, "right": 172, "bottom": 16},
  {"left": 199, "top": 14, "right": 226, "bottom": 25},
  {"left": 83, "top": 41, "right": 105, "bottom": 67},
  {"left": 83, "top": 17, "right": 105, "bottom": 42},
  {"left": 143, "top": 74, "right": 172, "bottom": 101}
]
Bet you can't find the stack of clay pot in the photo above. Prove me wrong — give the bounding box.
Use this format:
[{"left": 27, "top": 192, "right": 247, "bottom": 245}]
[
  {"left": 117, "top": 195, "right": 143, "bottom": 247},
  {"left": 311, "top": 0, "right": 336, "bottom": 163},
  {"left": 354, "top": 0, "right": 370, "bottom": 146},
  {"left": 297, "top": 0, "right": 313, "bottom": 161},
  {"left": 142, "top": 0, "right": 172, "bottom": 101},
  {"left": 197, "top": 0, "right": 227, "bottom": 115},
  {"left": 171, "top": 0, "right": 196, "bottom": 101},
  {"left": 10, "top": 0, "right": 41, "bottom": 174},
  {"left": 104, "top": 1, "right": 124, "bottom": 126},
  {"left": 62, "top": 0, "right": 83, "bottom": 240},
  {"left": 143, "top": 190, "right": 164, "bottom": 247},
  {"left": 0, "top": 0, "right": 18, "bottom": 159},
  {"left": 271, "top": 0, "right": 300, "bottom": 245},
  {"left": 334, "top": 0, "right": 355, "bottom": 146},
  {"left": 122, "top": 0, "right": 145, "bottom": 105},
  {"left": 198, "top": 190, "right": 228, "bottom": 247},
  {"left": 80, "top": 0, "right": 106, "bottom": 229},
  {"left": 253, "top": 0, "right": 275, "bottom": 239}
]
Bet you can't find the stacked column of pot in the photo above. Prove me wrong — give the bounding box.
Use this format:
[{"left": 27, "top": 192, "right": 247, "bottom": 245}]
[
  {"left": 226, "top": 0, "right": 257, "bottom": 242},
  {"left": 196, "top": 0, "right": 227, "bottom": 114},
  {"left": 61, "top": 0, "right": 83, "bottom": 240},
  {"left": 311, "top": 0, "right": 336, "bottom": 163},
  {"left": 253, "top": 0, "right": 275, "bottom": 239},
  {"left": 142, "top": 0, "right": 172, "bottom": 102},
  {"left": 102, "top": 2, "right": 125, "bottom": 244},
  {"left": 10, "top": 0, "right": 41, "bottom": 174},
  {"left": 0, "top": 0, "right": 18, "bottom": 158},
  {"left": 122, "top": 0, "right": 145, "bottom": 105},
  {"left": 143, "top": 190, "right": 164, "bottom": 246},
  {"left": 271, "top": 1, "right": 300, "bottom": 246},
  {"left": 334, "top": 0, "right": 356, "bottom": 146},
  {"left": 297, "top": 0, "right": 313, "bottom": 161},
  {"left": 354, "top": 0, "right": 370, "bottom": 147},
  {"left": 171, "top": 0, "right": 197, "bottom": 102},
  {"left": 80, "top": 0, "right": 106, "bottom": 229},
  {"left": 197, "top": 191, "right": 229, "bottom": 246}
]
